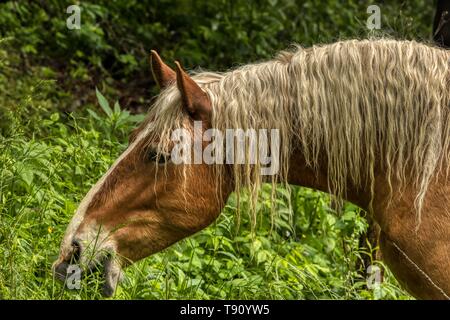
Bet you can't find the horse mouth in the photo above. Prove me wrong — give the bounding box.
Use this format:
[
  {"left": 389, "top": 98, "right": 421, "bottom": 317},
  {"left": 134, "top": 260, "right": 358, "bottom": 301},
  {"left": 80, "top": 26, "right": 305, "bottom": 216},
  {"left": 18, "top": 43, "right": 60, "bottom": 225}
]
[
  {"left": 53, "top": 260, "right": 71, "bottom": 282},
  {"left": 52, "top": 250, "right": 121, "bottom": 297}
]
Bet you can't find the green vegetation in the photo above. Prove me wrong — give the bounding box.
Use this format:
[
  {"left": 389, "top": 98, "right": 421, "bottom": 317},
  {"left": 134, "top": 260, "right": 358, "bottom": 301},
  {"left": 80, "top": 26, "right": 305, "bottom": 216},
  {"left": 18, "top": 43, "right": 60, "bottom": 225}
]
[{"left": 0, "top": 0, "right": 436, "bottom": 299}]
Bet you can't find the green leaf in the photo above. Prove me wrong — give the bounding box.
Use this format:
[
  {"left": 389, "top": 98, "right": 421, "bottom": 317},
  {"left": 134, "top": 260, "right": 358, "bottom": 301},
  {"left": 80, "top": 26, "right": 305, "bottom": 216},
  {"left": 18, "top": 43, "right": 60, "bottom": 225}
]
[
  {"left": 17, "top": 163, "right": 34, "bottom": 186},
  {"left": 95, "top": 87, "right": 112, "bottom": 117},
  {"left": 50, "top": 113, "right": 59, "bottom": 122},
  {"left": 87, "top": 109, "right": 102, "bottom": 121},
  {"left": 114, "top": 101, "right": 121, "bottom": 114}
]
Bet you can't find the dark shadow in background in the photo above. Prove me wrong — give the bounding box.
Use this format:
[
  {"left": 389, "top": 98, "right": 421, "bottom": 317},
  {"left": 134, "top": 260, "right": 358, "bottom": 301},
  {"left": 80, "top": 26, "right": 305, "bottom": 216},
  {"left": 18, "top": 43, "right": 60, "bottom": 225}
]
[{"left": 433, "top": 0, "right": 450, "bottom": 47}]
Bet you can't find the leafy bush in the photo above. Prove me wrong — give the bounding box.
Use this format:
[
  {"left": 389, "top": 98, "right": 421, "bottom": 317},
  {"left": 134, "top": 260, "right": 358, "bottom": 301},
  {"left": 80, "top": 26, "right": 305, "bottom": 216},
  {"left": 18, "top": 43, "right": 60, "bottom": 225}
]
[{"left": 0, "top": 1, "right": 436, "bottom": 110}]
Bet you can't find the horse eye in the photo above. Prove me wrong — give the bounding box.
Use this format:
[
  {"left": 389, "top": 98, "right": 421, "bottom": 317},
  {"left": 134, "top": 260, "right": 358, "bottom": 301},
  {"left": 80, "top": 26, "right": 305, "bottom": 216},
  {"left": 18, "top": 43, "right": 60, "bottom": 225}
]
[{"left": 148, "top": 150, "right": 170, "bottom": 164}]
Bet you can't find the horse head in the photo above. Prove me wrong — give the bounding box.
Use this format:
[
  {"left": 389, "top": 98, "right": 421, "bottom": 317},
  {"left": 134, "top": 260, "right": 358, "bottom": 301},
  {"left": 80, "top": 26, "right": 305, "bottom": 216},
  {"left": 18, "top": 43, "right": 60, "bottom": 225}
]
[{"left": 53, "top": 52, "right": 232, "bottom": 296}]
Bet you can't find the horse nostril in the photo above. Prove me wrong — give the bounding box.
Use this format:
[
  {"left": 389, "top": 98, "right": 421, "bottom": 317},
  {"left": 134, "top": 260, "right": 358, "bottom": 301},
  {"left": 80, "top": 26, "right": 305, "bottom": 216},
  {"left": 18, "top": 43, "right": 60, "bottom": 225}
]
[
  {"left": 71, "top": 239, "right": 81, "bottom": 261},
  {"left": 72, "top": 239, "right": 80, "bottom": 247}
]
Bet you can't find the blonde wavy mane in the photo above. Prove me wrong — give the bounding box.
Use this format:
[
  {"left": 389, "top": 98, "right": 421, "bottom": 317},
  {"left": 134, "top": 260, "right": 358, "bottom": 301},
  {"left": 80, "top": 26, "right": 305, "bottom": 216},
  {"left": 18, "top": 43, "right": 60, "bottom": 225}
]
[{"left": 145, "top": 39, "right": 450, "bottom": 226}]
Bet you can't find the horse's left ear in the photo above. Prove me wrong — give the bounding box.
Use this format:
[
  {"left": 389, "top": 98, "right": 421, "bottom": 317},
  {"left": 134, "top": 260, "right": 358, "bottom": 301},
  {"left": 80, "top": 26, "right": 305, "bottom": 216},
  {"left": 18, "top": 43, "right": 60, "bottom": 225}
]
[
  {"left": 150, "top": 50, "right": 176, "bottom": 89},
  {"left": 174, "top": 61, "right": 212, "bottom": 122}
]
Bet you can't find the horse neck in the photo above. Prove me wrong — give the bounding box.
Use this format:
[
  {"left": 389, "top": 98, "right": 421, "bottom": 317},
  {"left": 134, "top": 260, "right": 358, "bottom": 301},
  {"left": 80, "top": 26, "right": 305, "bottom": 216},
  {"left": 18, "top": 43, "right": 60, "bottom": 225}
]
[{"left": 286, "top": 149, "right": 373, "bottom": 210}]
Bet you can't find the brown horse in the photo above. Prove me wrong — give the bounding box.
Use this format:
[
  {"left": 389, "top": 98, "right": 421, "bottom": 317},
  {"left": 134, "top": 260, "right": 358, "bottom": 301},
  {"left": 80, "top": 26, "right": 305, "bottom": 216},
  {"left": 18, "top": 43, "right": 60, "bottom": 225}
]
[{"left": 53, "top": 39, "right": 450, "bottom": 299}]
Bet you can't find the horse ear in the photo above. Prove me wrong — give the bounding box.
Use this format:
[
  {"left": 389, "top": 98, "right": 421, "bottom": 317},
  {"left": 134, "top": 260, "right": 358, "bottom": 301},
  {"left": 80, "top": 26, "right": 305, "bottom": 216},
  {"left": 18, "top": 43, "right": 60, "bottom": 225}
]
[
  {"left": 150, "top": 50, "right": 176, "bottom": 89},
  {"left": 174, "top": 61, "right": 212, "bottom": 122}
]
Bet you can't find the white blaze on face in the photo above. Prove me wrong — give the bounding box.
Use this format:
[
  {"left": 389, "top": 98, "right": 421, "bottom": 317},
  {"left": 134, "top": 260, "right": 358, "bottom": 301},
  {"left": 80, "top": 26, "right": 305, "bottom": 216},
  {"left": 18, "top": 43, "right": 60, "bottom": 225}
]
[{"left": 56, "top": 127, "right": 151, "bottom": 263}]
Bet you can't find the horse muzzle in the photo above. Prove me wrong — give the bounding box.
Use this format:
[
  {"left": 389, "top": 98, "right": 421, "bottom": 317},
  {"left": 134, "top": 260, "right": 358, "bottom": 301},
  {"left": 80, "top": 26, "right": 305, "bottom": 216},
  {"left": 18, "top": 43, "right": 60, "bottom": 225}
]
[{"left": 52, "top": 237, "right": 123, "bottom": 297}]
